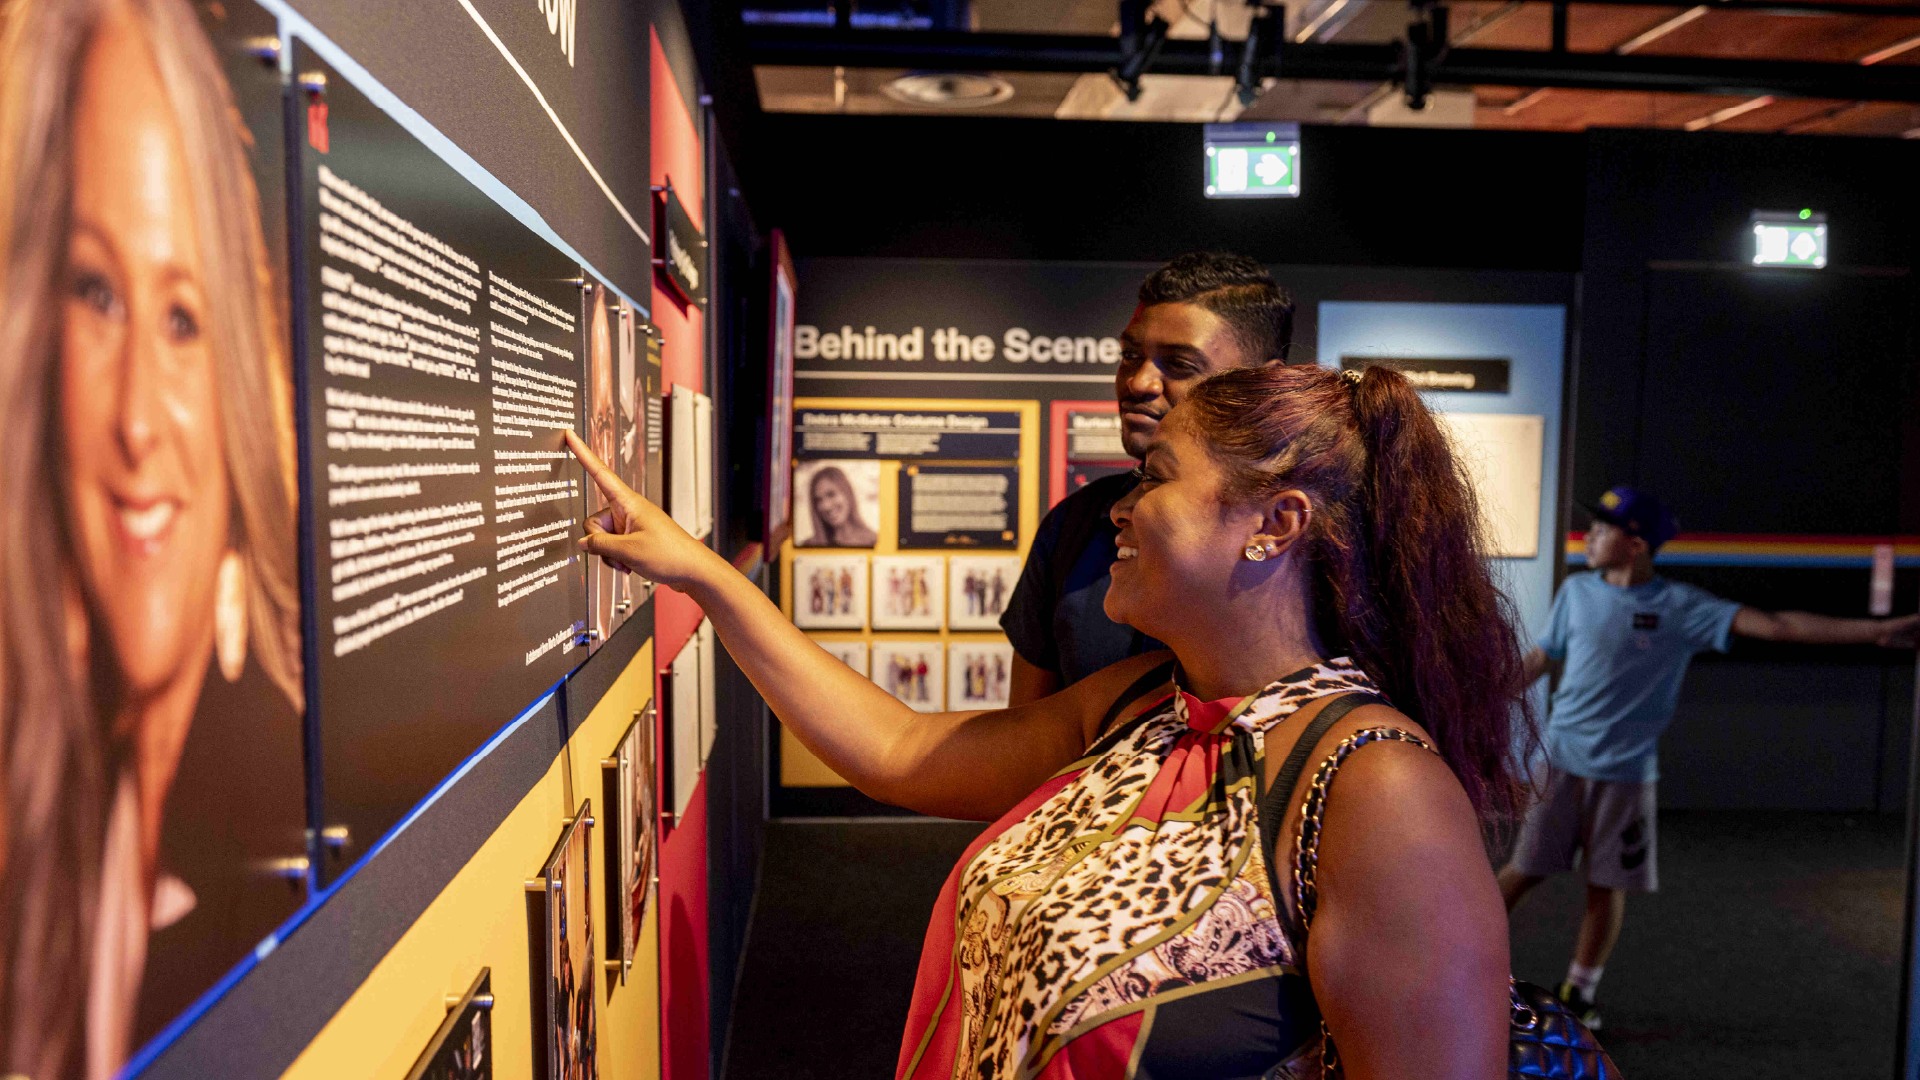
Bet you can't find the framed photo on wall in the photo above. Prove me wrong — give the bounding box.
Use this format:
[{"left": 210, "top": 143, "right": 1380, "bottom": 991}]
[
  {"left": 791, "top": 554, "right": 868, "bottom": 629},
  {"left": 669, "top": 385, "right": 700, "bottom": 538},
  {"left": 585, "top": 278, "right": 624, "bottom": 647},
  {"left": 765, "top": 230, "right": 797, "bottom": 547},
  {"left": 946, "top": 555, "right": 1022, "bottom": 631},
  {"left": 815, "top": 639, "right": 869, "bottom": 676},
  {"left": 602, "top": 706, "right": 657, "bottom": 985},
  {"left": 669, "top": 634, "right": 702, "bottom": 820},
  {"left": 793, "top": 458, "right": 882, "bottom": 549},
  {"left": 530, "top": 804, "right": 595, "bottom": 1080},
  {"left": 404, "top": 968, "right": 492, "bottom": 1080},
  {"left": 948, "top": 641, "right": 1014, "bottom": 711},
  {"left": 872, "top": 640, "right": 944, "bottom": 713},
  {"left": 872, "top": 556, "right": 946, "bottom": 631}
]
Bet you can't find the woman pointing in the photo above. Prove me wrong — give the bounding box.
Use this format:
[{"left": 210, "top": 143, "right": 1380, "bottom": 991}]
[{"left": 566, "top": 362, "right": 1529, "bottom": 1079}]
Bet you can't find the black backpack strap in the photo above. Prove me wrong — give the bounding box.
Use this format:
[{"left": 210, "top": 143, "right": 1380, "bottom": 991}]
[
  {"left": 1091, "top": 658, "right": 1177, "bottom": 745},
  {"left": 1257, "top": 692, "right": 1389, "bottom": 940}
]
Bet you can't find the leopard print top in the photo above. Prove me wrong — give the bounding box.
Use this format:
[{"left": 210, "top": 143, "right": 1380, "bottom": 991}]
[{"left": 895, "top": 658, "right": 1381, "bottom": 1080}]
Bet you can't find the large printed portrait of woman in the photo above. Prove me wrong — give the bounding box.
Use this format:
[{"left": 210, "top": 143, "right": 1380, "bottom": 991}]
[{"left": 0, "top": 1, "right": 307, "bottom": 1076}]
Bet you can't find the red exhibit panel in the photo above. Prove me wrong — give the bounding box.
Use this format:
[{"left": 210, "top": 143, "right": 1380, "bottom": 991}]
[
  {"left": 658, "top": 774, "right": 710, "bottom": 1080},
  {"left": 1047, "top": 399, "right": 1132, "bottom": 508},
  {"left": 651, "top": 28, "right": 705, "bottom": 398},
  {"left": 652, "top": 28, "right": 710, "bottom": 1080},
  {"left": 650, "top": 26, "right": 708, "bottom": 665}
]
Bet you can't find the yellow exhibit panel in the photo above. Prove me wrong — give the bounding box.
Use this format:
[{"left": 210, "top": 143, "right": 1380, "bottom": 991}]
[
  {"left": 282, "top": 645, "right": 661, "bottom": 1080},
  {"left": 779, "top": 397, "right": 1040, "bottom": 788}
]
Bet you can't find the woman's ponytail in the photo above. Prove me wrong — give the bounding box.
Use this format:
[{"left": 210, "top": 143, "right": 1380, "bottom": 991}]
[
  {"left": 1180, "top": 364, "right": 1535, "bottom": 821},
  {"left": 1346, "top": 365, "right": 1533, "bottom": 819}
]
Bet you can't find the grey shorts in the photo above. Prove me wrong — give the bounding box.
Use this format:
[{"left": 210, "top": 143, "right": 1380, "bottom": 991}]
[{"left": 1508, "top": 765, "right": 1659, "bottom": 893}]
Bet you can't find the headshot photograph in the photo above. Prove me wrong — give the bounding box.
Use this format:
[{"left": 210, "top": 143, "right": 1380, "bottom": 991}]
[
  {"left": 614, "top": 707, "right": 657, "bottom": 974},
  {"left": 0, "top": 0, "right": 307, "bottom": 1076},
  {"left": 793, "top": 458, "right": 880, "bottom": 548},
  {"left": 542, "top": 807, "right": 596, "bottom": 1080},
  {"left": 585, "top": 280, "right": 620, "bottom": 640}
]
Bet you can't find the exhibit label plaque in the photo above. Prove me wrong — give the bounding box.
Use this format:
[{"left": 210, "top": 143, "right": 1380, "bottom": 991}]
[
  {"left": 795, "top": 408, "right": 1022, "bottom": 460},
  {"left": 294, "top": 43, "right": 588, "bottom": 878},
  {"left": 898, "top": 465, "right": 1020, "bottom": 549},
  {"left": 1339, "top": 355, "right": 1512, "bottom": 394},
  {"left": 1064, "top": 409, "right": 1127, "bottom": 461},
  {"left": 655, "top": 183, "right": 706, "bottom": 308}
]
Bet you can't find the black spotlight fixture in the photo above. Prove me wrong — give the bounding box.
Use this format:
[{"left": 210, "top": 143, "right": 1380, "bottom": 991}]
[
  {"left": 1111, "top": 0, "right": 1170, "bottom": 102},
  {"left": 1235, "top": 4, "right": 1280, "bottom": 106},
  {"left": 1401, "top": 0, "right": 1449, "bottom": 109}
]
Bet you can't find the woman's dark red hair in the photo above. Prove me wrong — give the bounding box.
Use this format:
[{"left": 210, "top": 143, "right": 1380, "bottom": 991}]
[{"left": 1179, "top": 364, "right": 1536, "bottom": 820}]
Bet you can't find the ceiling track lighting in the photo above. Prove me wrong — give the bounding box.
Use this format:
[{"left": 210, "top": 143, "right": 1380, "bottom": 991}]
[
  {"left": 1111, "top": 0, "right": 1171, "bottom": 102},
  {"left": 1401, "top": 0, "right": 1450, "bottom": 109},
  {"left": 1237, "top": 4, "right": 1281, "bottom": 106}
]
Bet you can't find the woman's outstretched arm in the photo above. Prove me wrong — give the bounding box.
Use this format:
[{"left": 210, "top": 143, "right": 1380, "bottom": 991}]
[{"left": 566, "top": 431, "right": 1159, "bottom": 820}]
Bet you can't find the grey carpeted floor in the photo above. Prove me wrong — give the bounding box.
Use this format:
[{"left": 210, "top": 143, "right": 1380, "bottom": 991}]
[{"left": 723, "top": 812, "right": 1907, "bottom": 1080}]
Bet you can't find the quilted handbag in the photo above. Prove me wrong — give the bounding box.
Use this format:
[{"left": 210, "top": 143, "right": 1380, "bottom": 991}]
[{"left": 1265, "top": 694, "right": 1623, "bottom": 1079}]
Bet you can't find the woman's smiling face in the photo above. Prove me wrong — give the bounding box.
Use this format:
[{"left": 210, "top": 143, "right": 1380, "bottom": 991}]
[
  {"left": 60, "top": 9, "right": 229, "bottom": 702},
  {"left": 1104, "top": 416, "right": 1262, "bottom": 640},
  {"left": 812, "top": 474, "right": 851, "bottom": 529}
]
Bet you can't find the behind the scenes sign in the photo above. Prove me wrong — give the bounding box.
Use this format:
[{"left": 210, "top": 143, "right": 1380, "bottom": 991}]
[{"left": 795, "top": 323, "right": 1123, "bottom": 365}]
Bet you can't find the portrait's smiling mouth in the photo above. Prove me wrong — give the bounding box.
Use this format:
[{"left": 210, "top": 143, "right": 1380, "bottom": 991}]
[
  {"left": 112, "top": 493, "right": 180, "bottom": 551},
  {"left": 1115, "top": 543, "right": 1138, "bottom": 561}
]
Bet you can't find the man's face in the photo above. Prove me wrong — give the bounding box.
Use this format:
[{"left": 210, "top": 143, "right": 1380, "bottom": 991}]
[{"left": 1114, "top": 302, "right": 1266, "bottom": 458}]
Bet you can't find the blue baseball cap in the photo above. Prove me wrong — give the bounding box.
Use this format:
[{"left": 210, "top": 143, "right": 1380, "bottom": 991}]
[{"left": 1582, "top": 485, "right": 1680, "bottom": 551}]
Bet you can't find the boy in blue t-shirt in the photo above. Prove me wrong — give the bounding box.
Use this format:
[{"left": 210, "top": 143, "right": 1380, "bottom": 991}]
[{"left": 1500, "top": 485, "right": 1918, "bottom": 1029}]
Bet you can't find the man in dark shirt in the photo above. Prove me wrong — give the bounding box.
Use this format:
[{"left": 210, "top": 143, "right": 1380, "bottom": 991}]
[{"left": 1000, "top": 253, "right": 1295, "bottom": 704}]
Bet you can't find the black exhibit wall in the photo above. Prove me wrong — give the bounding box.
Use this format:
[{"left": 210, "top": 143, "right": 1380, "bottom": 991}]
[
  {"left": 752, "top": 115, "right": 1587, "bottom": 272},
  {"left": 1572, "top": 129, "right": 1920, "bottom": 813},
  {"left": 755, "top": 111, "right": 1919, "bottom": 814}
]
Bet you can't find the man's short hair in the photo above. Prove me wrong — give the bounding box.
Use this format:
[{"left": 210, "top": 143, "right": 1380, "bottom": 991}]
[{"left": 1137, "top": 252, "right": 1294, "bottom": 364}]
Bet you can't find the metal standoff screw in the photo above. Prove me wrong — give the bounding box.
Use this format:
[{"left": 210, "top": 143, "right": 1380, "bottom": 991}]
[
  {"left": 319, "top": 825, "right": 351, "bottom": 851},
  {"left": 243, "top": 36, "right": 281, "bottom": 63},
  {"left": 296, "top": 71, "right": 326, "bottom": 95},
  {"left": 616, "top": 600, "right": 631, "bottom": 613},
  {"left": 266, "top": 856, "right": 311, "bottom": 881}
]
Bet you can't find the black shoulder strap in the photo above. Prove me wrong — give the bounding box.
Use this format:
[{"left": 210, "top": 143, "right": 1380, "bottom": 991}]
[
  {"left": 1092, "top": 658, "right": 1177, "bottom": 743},
  {"left": 1258, "top": 692, "right": 1388, "bottom": 939}
]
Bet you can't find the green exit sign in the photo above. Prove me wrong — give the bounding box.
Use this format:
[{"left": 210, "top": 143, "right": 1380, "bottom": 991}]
[
  {"left": 1204, "top": 122, "right": 1300, "bottom": 199},
  {"left": 1751, "top": 210, "right": 1827, "bottom": 269}
]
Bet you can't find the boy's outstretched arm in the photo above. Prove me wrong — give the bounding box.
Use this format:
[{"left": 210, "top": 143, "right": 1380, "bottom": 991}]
[
  {"left": 1522, "top": 647, "right": 1552, "bottom": 683},
  {"left": 1731, "top": 608, "right": 1920, "bottom": 648}
]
